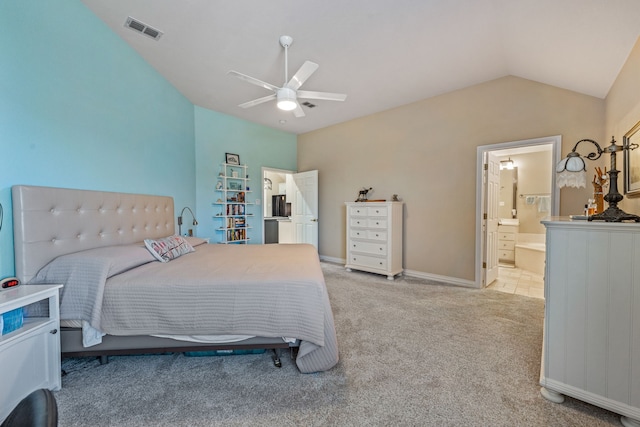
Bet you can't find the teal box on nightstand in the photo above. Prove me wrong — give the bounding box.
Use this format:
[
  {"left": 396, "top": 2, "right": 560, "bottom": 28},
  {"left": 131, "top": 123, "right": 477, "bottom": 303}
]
[{"left": 1, "top": 307, "right": 24, "bottom": 335}]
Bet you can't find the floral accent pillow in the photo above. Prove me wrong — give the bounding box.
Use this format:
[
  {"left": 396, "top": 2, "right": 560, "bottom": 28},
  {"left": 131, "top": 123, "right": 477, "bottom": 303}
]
[{"left": 144, "top": 235, "right": 195, "bottom": 262}]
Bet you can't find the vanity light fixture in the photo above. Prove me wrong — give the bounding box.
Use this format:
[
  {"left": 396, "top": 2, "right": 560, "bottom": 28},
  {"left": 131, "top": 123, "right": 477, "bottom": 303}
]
[
  {"left": 556, "top": 137, "right": 640, "bottom": 222},
  {"left": 178, "top": 206, "right": 198, "bottom": 236},
  {"left": 500, "top": 158, "right": 514, "bottom": 170}
]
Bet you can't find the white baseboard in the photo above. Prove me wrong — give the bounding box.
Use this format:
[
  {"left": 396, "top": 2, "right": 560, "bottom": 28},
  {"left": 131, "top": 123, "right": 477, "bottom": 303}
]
[
  {"left": 318, "top": 255, "right": 478, "bottom": 288},
  {"left": 403, "top": 269, "right": 478, "bottom": 288},
  {"left": 319, "top": 255, "right": 344, "bottom": 264}
]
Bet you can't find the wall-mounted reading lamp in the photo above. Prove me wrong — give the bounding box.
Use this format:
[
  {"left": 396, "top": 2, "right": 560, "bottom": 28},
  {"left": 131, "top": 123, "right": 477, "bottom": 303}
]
[
  {"left": 556, "top": 137, "right": 640, "bottom": 222},
  {"left": 178, "top": 206, "right": 198, "bottom": 236}
]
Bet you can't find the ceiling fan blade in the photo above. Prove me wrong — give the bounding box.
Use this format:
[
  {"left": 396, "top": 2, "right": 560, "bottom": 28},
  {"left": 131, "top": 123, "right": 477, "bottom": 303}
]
[
  {"left": 297, "top": 90, "right": 347, "bottom": 102},
  {"left": 293, "top": 101, "right": 306, "bottom": 118},
  {"left": 228, "top": 70, "right": 279, "bottom": 92},
  {"left": 285, "top": 61, "right": 319, "bottom": 91},
  {"left": 238, "top": 94, "right": 276, "bottom": 109}
]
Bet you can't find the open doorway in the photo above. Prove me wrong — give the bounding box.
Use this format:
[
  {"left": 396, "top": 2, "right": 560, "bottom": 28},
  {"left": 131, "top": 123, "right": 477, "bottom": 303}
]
[
  {"left": 262, "top": 167, "right": 295, "bottom": 244},
  {"left": 476, "top": 136, "right": 561, "bottom": 293},
  {"left": 261, "top": 167, "right": 320, "bottom": 248}
]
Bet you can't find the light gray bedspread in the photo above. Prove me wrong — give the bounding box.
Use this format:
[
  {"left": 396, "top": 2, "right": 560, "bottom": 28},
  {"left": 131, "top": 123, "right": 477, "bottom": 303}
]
[{"left": 32, "top": 243, "right": 339, "bottom": 373}]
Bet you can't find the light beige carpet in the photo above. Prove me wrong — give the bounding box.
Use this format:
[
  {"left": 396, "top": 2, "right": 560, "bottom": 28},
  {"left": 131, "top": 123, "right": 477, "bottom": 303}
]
[{"left": 54, "top": 262, "right": 621, "bottom": 426}]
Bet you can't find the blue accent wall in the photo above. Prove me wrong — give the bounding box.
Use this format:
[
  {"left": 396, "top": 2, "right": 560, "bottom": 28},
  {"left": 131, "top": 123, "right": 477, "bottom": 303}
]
[
  {"left": 0, "top": 0, "right": 195, "bottom": 276},
  {"left": 194, "top": 106, "right": 297, "bottom": 243},
  {"left": 0, "top": 1, "right": 297, "bottom": 277}
]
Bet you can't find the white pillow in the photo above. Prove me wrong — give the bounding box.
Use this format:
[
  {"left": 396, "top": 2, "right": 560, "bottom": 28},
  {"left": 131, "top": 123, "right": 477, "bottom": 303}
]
[{"left": 144, "top": 235, "right": 194, "bottom": 262}]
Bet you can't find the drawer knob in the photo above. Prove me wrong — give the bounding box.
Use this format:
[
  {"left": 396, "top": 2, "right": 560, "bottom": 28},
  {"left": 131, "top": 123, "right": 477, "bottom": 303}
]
[{"left": 50, "top": 329, "right": 58, "bottom": 335}]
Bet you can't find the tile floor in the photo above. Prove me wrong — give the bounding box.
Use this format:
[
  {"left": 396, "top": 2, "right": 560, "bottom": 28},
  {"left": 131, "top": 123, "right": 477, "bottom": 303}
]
[{"left": 486, "top": 265, "right": 544, "bottom": 299}]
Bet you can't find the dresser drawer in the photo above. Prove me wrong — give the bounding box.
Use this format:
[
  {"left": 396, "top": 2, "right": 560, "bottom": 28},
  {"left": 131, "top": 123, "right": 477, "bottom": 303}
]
[
  {"left": 366, "top": 206, "right": 387, "bottom": 217},
  {"left": 350, "top": 229, "right": 387, "bottom": 241},
  {"left": 349, "top": 240, "right": 387, "bottom": 256},
  {"left": 498, "top": 225, "right": 518, "bottom": 233},
  {"left": 499, "top": 240, "right": 515, "bottom": 251},
  {"left": 349, "top": 206, "right": 368, "bottom": 217},
  {"left": 348, "top": 205, "right": 388, "bottom": 217},
  {"left": 350, "top": 217, "right": 388, "bottom": 229},
  {"left": 348, "top": 254, "right": 388, "bottom": 270},
  {"left": 499, "top": 232, "right": 515, "bottom": 241},
  {"left": 499, "top": 250, "right": 515, "bottom": 261}
]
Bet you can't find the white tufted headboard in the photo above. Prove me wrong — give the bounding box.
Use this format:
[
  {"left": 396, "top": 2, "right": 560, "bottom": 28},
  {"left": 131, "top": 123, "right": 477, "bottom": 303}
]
[{"left": 12, "top": 185, "right": 175, "bottom": 283}]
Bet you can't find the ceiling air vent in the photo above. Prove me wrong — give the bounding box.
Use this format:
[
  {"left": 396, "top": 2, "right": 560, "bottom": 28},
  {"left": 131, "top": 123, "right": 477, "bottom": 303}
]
[
  {"left": 125, "top": 17, "right": 163, "bottom": 41},
  {"left": 301, "top": 101, "right": 316, "bottom": 108}
]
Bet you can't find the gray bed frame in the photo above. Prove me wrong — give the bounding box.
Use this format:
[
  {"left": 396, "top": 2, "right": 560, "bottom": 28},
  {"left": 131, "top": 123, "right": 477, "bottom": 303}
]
[{"left": 12, "top": 185, "right": 293, "bottom": 365}]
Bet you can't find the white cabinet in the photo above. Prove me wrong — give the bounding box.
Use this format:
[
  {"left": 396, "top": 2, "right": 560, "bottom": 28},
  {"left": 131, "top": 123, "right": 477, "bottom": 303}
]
[
  {"left": 540, "top": 219, "right": 640, "bottom": 426},
  {"left": 278, "top": 219, "right": 293, "bottom": 244},
  {"left": 498, "top": 224, "right": 518, "bottom": 263},
  {"left": 214, "top": 163, "right": 253, "bottom": 243},
  {"left": 345, "top": 202, "right": 403, "bottom": 280},
  {"left": 0, "top": 284, "right": 63, "bottom": 423}
]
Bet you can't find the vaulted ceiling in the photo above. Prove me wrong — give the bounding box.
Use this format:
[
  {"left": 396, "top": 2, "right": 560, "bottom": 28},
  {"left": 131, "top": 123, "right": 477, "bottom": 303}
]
[{"left": 81, "top": 0, "right": 640, "bottom": 135}]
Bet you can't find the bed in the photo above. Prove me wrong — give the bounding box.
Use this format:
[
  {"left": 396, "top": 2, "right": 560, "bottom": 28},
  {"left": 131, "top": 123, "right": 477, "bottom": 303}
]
[{"left": 11, "top": 185, "right": 339, "bottom": 373}]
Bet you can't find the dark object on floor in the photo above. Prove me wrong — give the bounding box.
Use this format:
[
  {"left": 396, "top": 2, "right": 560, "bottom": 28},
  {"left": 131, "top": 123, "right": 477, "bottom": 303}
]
[{"left": 1, "top": 389, "right": 58, "bottom": 427}]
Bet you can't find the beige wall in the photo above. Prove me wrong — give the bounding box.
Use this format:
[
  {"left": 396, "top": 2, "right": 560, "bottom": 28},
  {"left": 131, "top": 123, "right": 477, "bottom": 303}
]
[
  {"left": 606, "top": 37, "right": 640, "bottom": 216},
  {"left": 298, "top": 75, "right": 604, "bottom": 283}
]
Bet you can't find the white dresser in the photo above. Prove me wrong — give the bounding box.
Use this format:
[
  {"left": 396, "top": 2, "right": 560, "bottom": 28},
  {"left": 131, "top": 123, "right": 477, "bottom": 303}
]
[
  {"left": 345, "top": 202, "right": 403, "bottom": 280},
  {"left": 540, "top": 218, "right": 640, "bottom": 427}
]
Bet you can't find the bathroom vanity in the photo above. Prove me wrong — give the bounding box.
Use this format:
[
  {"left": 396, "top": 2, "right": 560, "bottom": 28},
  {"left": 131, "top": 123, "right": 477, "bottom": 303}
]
[
  {"left": 540, "top": 218, "right": 640, "bottom": 427},
  {"left": 498, "top": 219, "right": 519, "bottom": 264}
]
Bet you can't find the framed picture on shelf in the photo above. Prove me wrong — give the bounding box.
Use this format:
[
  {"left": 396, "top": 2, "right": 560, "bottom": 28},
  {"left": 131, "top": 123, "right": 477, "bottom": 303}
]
[
  {"left": 226, "top": 153, "right": 240, "bottom": 165},
  {"left": 624, "top": 120, "right": 640, "bottom": 197}
]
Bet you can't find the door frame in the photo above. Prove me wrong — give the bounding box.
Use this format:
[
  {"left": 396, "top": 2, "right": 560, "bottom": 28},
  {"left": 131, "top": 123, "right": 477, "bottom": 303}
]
[
  {"left": 262, "top": 166, "right": 295, "bottom": 244},
  {"left": 475, "top": 135, "right": 562, "bottom": 288}
]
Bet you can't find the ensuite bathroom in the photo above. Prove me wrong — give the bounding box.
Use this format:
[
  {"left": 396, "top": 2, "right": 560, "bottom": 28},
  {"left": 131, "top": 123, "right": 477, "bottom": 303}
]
[{"left": 490, "top": 145, "right": 553, "bottom": 298}]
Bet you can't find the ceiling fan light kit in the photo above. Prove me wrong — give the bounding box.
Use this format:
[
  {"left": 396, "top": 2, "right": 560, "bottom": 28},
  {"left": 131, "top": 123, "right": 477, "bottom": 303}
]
[
  {"left": 228, "top": 35, "right": 346, "bottom": 118},
  {"left": 277, "top": 88, "right": 297, "bottom": 111}
]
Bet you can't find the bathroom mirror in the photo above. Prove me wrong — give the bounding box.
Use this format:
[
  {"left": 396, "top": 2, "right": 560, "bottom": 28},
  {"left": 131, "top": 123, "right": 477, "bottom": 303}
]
[{"left": 499, "top": 167, "right": 518, "bottom": 218}]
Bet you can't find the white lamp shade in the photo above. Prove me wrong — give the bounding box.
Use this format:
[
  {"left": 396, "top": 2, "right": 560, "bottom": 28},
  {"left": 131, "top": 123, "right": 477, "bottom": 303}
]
[
  {"left": 557, "top": 170, "right": 587, "bottom": 188},
  {"left": 556, "top": 155, "right": 586, "bottom": 173},
  {"left": 556, "top": 153, "right": 588, "bottom": 188}
]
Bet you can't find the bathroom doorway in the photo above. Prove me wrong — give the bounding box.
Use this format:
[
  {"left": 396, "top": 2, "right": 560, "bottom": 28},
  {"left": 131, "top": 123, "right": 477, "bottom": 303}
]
[{"left": 476, "top": 136, "right": 561, "bottom": 293}]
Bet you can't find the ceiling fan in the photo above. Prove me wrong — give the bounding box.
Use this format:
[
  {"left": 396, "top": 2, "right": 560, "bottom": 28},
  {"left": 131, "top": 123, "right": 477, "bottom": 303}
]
[{"left": 228, "top": 35, "right": 347, "bottom": 118}]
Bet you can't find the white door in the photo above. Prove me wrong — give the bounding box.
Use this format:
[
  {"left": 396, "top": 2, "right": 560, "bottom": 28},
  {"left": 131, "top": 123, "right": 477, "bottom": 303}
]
[
  {"left": 484, "top": 152, "right": 500, "bottom": 286},
  {"left": 291, "top": 170, "right": 319, "bottom": 249}
]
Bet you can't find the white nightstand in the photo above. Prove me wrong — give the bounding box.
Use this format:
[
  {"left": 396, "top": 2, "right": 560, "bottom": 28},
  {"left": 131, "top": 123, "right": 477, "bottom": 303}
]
[{"left": 0, "top": 284, "right": 63, "bottom": 423}]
